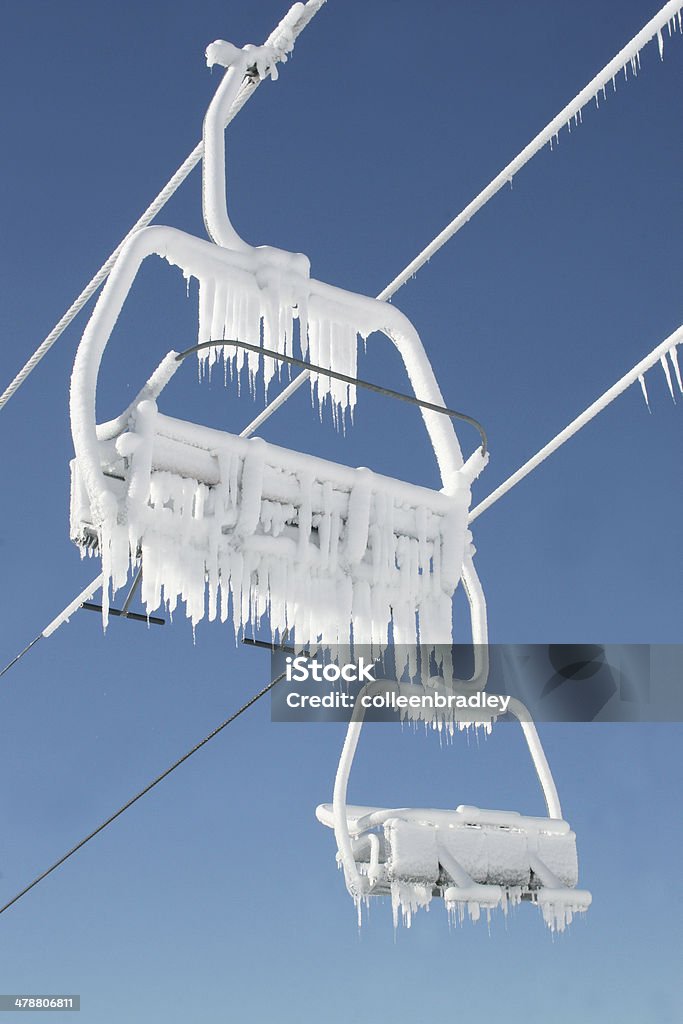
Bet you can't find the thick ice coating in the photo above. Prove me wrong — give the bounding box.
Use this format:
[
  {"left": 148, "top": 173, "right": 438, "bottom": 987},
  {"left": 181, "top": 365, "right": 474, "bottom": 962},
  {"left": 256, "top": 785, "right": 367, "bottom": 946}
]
[
  {"left": 317, "top": 802, "right": 591, "bottom": 933},
  {"left": 68, "top": 216, "right": 487, "bottom": 639},
  {"left": 69, "top": 28, "right": 488, "bottom": 646},
  {"left": 195, "top": 268, "right": 359, "bottom": 417},
  {"left": 70, "top": 405, "right": 482, "bottom": 647}
]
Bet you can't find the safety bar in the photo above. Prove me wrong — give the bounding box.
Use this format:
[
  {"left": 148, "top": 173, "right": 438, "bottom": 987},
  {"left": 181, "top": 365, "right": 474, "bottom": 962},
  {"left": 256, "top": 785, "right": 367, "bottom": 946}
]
[{"left": 175, "top": 338, "right": 488, "bottom": 455}]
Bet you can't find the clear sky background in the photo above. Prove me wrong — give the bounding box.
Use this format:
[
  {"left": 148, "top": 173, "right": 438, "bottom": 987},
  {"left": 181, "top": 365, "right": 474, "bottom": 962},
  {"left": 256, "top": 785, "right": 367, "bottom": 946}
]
[{"left": 0, "top": 1, "right": 681, "bottom": 1021}]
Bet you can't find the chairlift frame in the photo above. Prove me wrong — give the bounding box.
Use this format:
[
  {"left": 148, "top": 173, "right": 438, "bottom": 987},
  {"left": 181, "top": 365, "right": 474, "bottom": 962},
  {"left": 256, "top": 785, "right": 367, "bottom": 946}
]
[
  {"left": 317, "top": 682, "right": 592, "bottom": 930},
  {"left": 64, "top": 24, "right": 592, "bottom": 932}
]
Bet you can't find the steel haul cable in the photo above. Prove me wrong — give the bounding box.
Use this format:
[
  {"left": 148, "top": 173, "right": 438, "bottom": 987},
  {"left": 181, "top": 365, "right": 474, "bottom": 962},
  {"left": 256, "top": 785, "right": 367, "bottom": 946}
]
[
  {"left": 1, "top": 1, "right": 680, "bottom": 412},
  {"left": 0, "top": 0, "right": 328, "bottom": 411},
  {"left": 221, "top": 0, "right": 683, "bottom": 438},
  {"left": 0, "top": 670, "right": 287, "bottom": 918}
]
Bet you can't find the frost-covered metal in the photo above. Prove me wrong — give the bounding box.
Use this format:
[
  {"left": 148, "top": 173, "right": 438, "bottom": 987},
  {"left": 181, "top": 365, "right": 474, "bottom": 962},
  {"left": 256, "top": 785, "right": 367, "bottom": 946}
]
[
  {"left": 65, "top": 19, "right": 600, "bottom": 937},
  {"left": 316, "top": 685, "right": 592, "bottom": 931},
  {"left": 69, "top": 38, "right": 488, "bottom": 650}
]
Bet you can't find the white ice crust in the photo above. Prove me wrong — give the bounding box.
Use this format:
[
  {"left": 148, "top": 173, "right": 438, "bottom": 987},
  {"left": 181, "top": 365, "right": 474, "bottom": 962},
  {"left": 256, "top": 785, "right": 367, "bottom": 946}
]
[{"left": 69, "top": 37, "right": 488, "bottom": 646}]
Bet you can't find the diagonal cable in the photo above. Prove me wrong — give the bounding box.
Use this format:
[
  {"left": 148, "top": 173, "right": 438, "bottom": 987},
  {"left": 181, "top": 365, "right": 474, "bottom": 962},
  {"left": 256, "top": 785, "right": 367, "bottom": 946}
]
[
  {"left": 0, "top": 669, "right": 286, "bottom": 918},
  {"left": 236, "top": 1, "right": 683, "bottom": 436},
  {"left": 0, "top": 0, "right": 327, "bottom": 412},
  {"left": 2, "top": 2, "right": 678, "bottom": 415},
  {"left": 468, "top": 324, "right": 682, "bottom": 522}
]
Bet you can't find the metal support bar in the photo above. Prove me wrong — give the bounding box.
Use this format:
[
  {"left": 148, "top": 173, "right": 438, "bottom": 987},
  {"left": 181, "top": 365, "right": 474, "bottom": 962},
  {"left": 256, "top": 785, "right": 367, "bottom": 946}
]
[
  {"left": 120, "top": 566, "right": 143, "bottom": 616},
  {"left": 81, "top": 603, "right": 165, "bottom": 626}
]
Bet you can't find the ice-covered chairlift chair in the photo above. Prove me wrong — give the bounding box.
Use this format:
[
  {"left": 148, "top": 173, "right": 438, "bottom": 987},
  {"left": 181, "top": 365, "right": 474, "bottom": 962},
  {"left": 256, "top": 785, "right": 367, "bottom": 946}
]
[
  {"left": 69, "top": 34, "right": 488, "bottom": 656},
  {"left": 316, "top": 682, "right": 591, "bottom": 930}
]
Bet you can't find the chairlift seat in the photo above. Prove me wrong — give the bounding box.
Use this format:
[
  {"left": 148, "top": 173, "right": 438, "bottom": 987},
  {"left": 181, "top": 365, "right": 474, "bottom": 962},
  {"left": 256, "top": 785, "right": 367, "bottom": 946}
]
[
  {"left": 71, "top": 402, "right": 482, "bottom": 645},
  {"left": 315, "top": 801, "right": 590, "bottom": 930},
  {"left": 318, "top": 686, "right": 592, "bottom": 930},
  {"left": 68, "top": 34, "right": 489, "bottom": 647}
]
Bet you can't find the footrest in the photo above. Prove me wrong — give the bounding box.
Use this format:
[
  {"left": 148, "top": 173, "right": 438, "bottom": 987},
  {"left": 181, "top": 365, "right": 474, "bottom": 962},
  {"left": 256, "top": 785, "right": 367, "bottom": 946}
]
[{"left": 535, "top": 887, "right": 592, "bottom": 932}]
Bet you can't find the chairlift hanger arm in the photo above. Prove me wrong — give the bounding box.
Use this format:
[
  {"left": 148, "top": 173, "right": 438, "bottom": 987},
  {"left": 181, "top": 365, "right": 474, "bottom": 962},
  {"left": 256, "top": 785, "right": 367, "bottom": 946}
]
[{"left": 175, "top": 338, "right": 488, "bottom": 455}]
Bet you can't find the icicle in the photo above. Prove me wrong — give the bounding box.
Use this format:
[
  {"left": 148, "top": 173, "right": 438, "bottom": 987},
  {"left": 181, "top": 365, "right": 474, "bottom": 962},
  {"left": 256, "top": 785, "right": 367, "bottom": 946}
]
[
  {"left": 211, "top": 279, "right": 228, "bottom": 346},
  {"left": 236, "top": 440, "right": 266, "bottom": 535},
  {"left": 638, "top": 373, "right": 651, "bottom": 411},
  {"left": 301, "top": 300, "right": 360, "bottom": 424},
  {"left": 660, "top": 354, "right": 676, "bottom": 401},
  {"left": 668, "top": 345, "right": 683, "bottom": 394},
  {"left": 197, "top": 276, "right": 215, "bottom": 346},
  {"left": 344, "top": 472, "right": 372, "bottom": 563}
]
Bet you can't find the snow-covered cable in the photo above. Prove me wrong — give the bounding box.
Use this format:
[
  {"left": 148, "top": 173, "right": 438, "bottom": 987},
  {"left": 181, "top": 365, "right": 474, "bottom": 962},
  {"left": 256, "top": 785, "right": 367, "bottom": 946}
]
[
  {"left": 0, "top": 0, "right": 326, "bottom": 413},
  {"left": 469, "top": 324, "right": 683, "bottom": 522},
  {"left": 237, "top": 1, "right": 683, "bottom": 433},
  {"left": 41, "top": 573, "right": 105, "bottom": 637},
  {"left": 240, "top": 371, "right": 311, "bottom": 437},
  {"left": 378, "top": 0, "right": 683, "bottom": 302},
  {"left": 0, "top": 573, "right": 104, "bottom": 679}
]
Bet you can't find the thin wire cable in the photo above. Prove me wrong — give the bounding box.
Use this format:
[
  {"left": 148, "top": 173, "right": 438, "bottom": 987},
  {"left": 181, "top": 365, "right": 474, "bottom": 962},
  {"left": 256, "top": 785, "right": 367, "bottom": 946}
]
[
  {"left": 469, "top": 325, "right": 683, "bottom": 522},
  {"left": 0, "top": 669, "right": 286, "bottom": 918},
  {"left": 0, "top": 0, "right": 327, "bottom": 412},
  {"left": 0, "top": 635, "right": 43, "bottom": 681},
  {"left": 177, "top": 338, "right": 487, "bottom": 452},
  {"left": 0, "top": 574, "right": 105, "bottom": 679}
]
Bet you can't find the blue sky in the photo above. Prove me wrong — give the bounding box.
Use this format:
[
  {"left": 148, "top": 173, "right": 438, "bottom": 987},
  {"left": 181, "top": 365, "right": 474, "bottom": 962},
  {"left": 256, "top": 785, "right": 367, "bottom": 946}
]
[{"left": 0, "top": 1, "right": 681, "bottom": 1021}]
